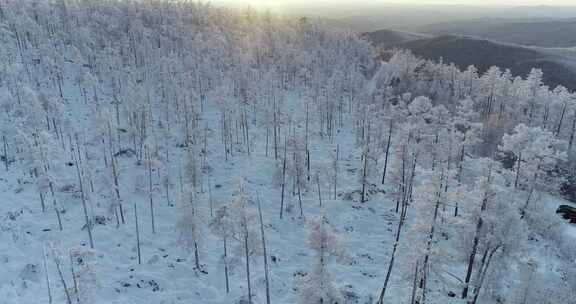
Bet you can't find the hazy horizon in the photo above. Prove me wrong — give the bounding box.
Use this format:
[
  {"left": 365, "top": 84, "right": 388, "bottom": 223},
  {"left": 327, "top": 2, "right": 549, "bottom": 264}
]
[
  {"left": 212, "top": 0, "right": 576, "bottom": 11},
  {"left": 211, "top": 0, "right": 576, "bottom": 32}
]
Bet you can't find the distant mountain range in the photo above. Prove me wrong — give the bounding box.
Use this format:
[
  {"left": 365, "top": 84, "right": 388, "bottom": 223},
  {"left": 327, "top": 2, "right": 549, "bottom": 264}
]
[
  {"left": 318, "top": 5, "right": 576, "bottom": 33},
  {"left": 361, "top": 29, "right": 430, "bottom": 49},
  {"left": 363, "top": 30, "right": 576, "bottom": 90},
  {"left": 418, "top": 18, "right": 576, "bottom": 48}
]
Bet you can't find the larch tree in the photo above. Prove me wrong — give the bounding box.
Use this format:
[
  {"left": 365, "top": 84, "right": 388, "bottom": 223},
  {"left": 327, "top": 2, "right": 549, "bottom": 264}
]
[
  {"left": 230, "top": 179, "right": 262, "bottom": 303},
  {"left": 403, "top": 169, "right": 444, "bottom": 304},
  {"left": 298, "top": 213, "right": 345, "bottom": 304},
  {"left": 500, "top": 124, "right": 566, "bottom": 194},
  {"left": 176, "top": 189, "right": 204, "bottom": 272},
  {"left": 210, "top": 202, "right": 235, "bottom": 294},
  {"left": 69, "top": 247, "right": 99, "bottom": 304}
]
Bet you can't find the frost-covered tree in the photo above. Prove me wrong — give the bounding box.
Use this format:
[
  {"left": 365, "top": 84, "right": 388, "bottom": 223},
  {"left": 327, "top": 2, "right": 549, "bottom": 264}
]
[
  {"left": 232, "top": 181, "right": 260, "bottom": 302},
  {"left": 500, "top": 124, "right": 566, "bottom": 190},
  {"left": 298, "top": 214, "right": 345, "bottom": 304},
  {"left": 176, "top": 190, "right": 204, "bottom": 271},
  {"left": 69, "top": 247, "right": 99, "bottom": 304},
  {"left": 185, "top": 146, "right": 202, "bottom": 191},
  {"left": 210, "top": 202, "right": 235, "bottom": 294},
  {"left": 402, "top": 169, "right": 444, "bottom": 304}
]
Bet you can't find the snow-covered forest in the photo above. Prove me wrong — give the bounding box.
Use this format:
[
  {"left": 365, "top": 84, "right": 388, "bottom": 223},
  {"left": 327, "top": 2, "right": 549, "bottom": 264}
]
[{"left": 1, "top": 1, "right": 575, "bottom": 303}]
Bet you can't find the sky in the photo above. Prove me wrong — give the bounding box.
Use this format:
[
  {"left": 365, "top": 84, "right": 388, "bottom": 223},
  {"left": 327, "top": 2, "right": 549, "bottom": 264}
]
[
  {"left": 212, "top": 0, "right": 576, "bottom": 9},
  {"left": 211, "top": 0, "right": 576, "bottom": 25}
]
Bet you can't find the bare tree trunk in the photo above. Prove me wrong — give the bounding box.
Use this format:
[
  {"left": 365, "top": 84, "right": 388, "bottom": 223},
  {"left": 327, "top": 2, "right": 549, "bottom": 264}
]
[
  {"left": 43, "top": 246, "right": 53, "bottom": 304},
  {"left": 223, "top": 112, "right": 228, "bottom": 161},
  {"left": 407, "top": 150, "right": 418, "bottom": 202},
  {"left": 49, "top": 182, "right": 63, "bottom": 231},
  {"left": 381, "top": 122, "right": 393, "bottom": 185},
  {"left": 2, "top": 134, "right": 8, "bottom": 171},
  {"left": 410, "top": 261, "right": 419, "bottom": 304},
  {"left": 462, "top": 217, "right": 482, "bottom": 299},
  {"left": 377, "top": 193, "right": 408, "bottom": 304},
  {"left": 224, "top": 237, "right": 230, "bottom": 294},
  {"left": 568, "top": 115, "right": 576, "bottom": 154},
  {"left": 463, "top": 165, "right": 493, "bottom": 299},
  {"left": 361, "top": 146, "right": 369, "bottom": 203},
  {"left": 556, "top": 102, "right": 567, "bottom": 136},
  {"left": 306, "top": 103, "right": 310, "bottom": 181},
  {"left": 208, "top": 179, "right": 214, "bottom": 217},
  {"left": 266, "top": 119, "right": 270, "bottom": 157},
  {"left": 470, "top": 245, "right": 501, "bottom": 304},
  {"left": 297, "top": 169, "right": 304, "bottom": 217},
  {"left": 257, "top": 194, "right": 271, "bottom": 304},
  {"left": 53, "top": 255, "right": 73, "bottom": 304},
  {"left": 307, "top": 149, "right": 311, "bottom": 182},
  {"left": 245, "top": 107, "right": 250, "bottom": 155},
  {"left": 514, "top": 153, "right": 522, "bottom": 189},
  {"left": 395, "top": 184, "right": 402, "bottom": 213},
  {"left": 317, "top": 173, "right": 322, "bottom": 207},
  {"left": 134, "top": 203, "right": 141, "bottom": 265},
  {"left": 431, "top": 133, "right": 439, "bottom": 171},
  {"left": 457, "top": 143, "right": 465, "bottom": 183},
  {"left": 334, "top": 144, "right": 338, "bottom": 199},
  {"left": 69, "top": 251, "right": 80, "bottom": 304},
  {"left": 56, "top": 73, "right": 64, "bottom": 98},
  {"left": 194, "top": 241, "right": 201, "bottom": 270},
  {"left": 292, "top": 146, "right": 297, "bottom": 196},
  {"left": 165, "top": 170, "right": 171, "bottom": 207},
  {"left": 520, "top": 187, "right": 535, "bottom": 219},
  {"left": 74, "top": 148, "right": 94, "bottom": 249},
  {"left": 280, "top": 136, "right": 287, "bottom": 219},
  {"left": 273, "top": 103, "right": 278, "bottom": 160},
  {"left": 147, "top": 148, "right": 156, "bottom": 234},
  {"left": 39, "top": 191, "right": 46, "bottom": 213},
  {"left": 244, "top": 230, "right": 252, "bottom": 303},
  {"left": 111, "top": 157, "right": 125, "bottom": 224},
  {"left": 420, "top": 174, "right": 444, "bottom": 303}
]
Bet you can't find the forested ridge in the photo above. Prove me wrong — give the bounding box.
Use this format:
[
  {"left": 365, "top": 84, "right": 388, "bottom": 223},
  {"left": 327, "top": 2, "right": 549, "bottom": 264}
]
[{"left": 0, "top": 1, "right": 575, "bottom": 304}]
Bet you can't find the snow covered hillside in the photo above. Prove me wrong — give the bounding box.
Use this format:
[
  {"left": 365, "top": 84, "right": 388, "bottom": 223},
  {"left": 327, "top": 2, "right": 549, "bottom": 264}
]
[{"left": 0, "top": 1, "right": 575, "bottom": 304}]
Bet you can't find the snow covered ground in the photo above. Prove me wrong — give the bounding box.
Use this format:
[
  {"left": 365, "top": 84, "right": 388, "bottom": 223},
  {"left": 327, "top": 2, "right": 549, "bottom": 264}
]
[
  {"left": 2, "top": 82, "right": 574, "bottom": 304},
  {"left": 0, "top": 93, "right": 397, "bottom": 303}
]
